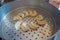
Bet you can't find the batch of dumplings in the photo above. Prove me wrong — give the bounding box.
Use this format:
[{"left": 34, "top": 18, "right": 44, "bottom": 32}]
[{"left": 13, "top": 10, "right": 47, "bottom": 32}]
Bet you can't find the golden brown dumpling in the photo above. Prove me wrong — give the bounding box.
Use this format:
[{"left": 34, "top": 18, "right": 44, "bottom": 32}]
[
  {"left": 29, "top": 10, "right": 37, "bottom": 16},
  {"left": 29, "top": 21, "right": 39, "bottom": 30},
  {"left": 23, "top": 11, "right": 30, "bottom": 17},
  {"left": 35, "top": 15, "right": 44, "bottom": 21},
  {"left": 13, "top": 13, "right": 25, "bottom": 23},
  {"left": 13, "top": 16, "right": 22, "bottom": 21},
  {"left": 37, "top": 20, "right": 47, "bottom": 26},
  {"left": 21, "top": 22, "right": 29, "bottom": 32},
  {"left": 17, "top": 13, "right": 24, "bottom": 18}
]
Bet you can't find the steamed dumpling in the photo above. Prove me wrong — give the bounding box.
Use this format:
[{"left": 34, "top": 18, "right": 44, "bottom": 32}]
[
  {"left": 29, "top": 10, "right": 37, "bottom": 16},
  {"left": 15, "top": 21, "right": 22, "bottom": 30},
  {"left": 21, "top": 22, "right": 29, "bottom": 32},
  {"left": 13, "top": 16, "right": 22, "bottom": 21},
  {"left": 13, "top": 13, "right": 24, "bottom": 23},
  {"left": 23, "top": 11, "right": 30, "bottom": 17},
  {"left": 37, "top": 20, "right": 47, "bottom": 26},
  {"left": 17, "top": 13, "right": 24, "bottom": 18},
  {"left": 35, "top": 15, "right": 43, "bottom": 21},
  {"left": 29, "top": 21, "right": 39, "bottom": 30}
]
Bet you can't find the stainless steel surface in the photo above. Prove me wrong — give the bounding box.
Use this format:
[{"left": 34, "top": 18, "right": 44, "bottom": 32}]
[{"left": 2, "top": 7, "right": 56, "bottom": 40}]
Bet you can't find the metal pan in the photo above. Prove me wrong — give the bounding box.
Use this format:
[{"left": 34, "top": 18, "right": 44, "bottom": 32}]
[{"left": 0, "top": 0, "right": 60, "bottom": 40}]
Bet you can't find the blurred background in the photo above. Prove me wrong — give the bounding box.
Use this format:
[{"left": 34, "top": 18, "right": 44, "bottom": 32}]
[
  {"left": 49, "top": 0, "right": 60, "bottom": 10},
  {"left": 0, "top": 0, "right": 60, "bottom": 9}
]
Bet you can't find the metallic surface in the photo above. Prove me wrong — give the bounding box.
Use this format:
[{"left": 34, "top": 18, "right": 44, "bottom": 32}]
[
  {"left": 2, "top": 7, "right": 55, "bottom": 40},
  {"left": 0, "top": 0, "right": 60, "bottom": 40}
]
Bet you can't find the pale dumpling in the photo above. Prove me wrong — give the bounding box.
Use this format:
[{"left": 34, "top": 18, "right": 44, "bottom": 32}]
[{"left": 15, "top": 21, "right": 22, "bottom": 30}]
